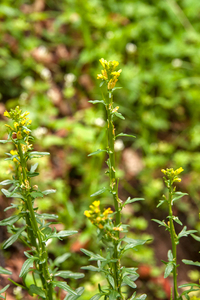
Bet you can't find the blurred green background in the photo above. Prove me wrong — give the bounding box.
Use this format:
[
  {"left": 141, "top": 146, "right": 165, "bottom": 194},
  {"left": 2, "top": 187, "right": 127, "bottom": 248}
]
[{"left": 0, "top": 0, "right": 200, "bottom": 299}]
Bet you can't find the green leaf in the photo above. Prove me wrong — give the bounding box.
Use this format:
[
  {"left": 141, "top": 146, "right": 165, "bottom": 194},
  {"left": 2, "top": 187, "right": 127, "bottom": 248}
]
[
  {"left": 0, "top": 180, "right": 13, "bottom": 185},
  {"left": 81, "top": 265, "right": 100, "bottom": 272},
  {"left": 0, "top": 140, "right": 8, "bottom": 144},
  {"left": 164, "top": 262, "right": 174, "bottom": 278},
  {"left": 135, "top": 295, "right": 147, "bottom": 300},
  {"left": 88, "top": 100, "right": 105, "bottom": 105},
  {"left": 30, "top": 163, "right": 38, "bottom": 173},
  {"left": 64, "top": 287, "right": 85, "bottom": 300},
  {"left": 123, "top": 238, "right": 147, "bottom": 251},
  {"left": 42, "top": 189, "right": 56, "bottom": 195},
  {"left": 29, "top": 285, "right": 46, "bottom": 298},
  {"left": 29, "top": 151, "right": 50, "bottom": 158},
  {"left": 152, "top": 219, "right": 168, "bottom": 228},
  {"left": 177, "top": 226, "right": 197, "bottom": 239},
  {"left": 90, "top": 187, "right": 107, "bottom": 197},
  {"left": 0, "top": 284, "right": 10, "bottom": 294},
  {"left": 52, "top": 281, "right": 77, "bottom": 295},
  {"left": 113, "top": 112, "right": 125, "bottom": 120},
  {"left": 156, "top": 200, "right": 166, "bottom": 208},
  {"left": 123, "top": 197, "right": 144, "bottom": 206},
  {"left": 88, "top": 149, "right": 107, "bottom": 157},
  {"left": 54, "top": 253, "right": 71, "bottom": 266},
  {"left": 36, "top": 213, "right": 58, "bottom": 220},
  {"left": 123, "top": 276, "right": 137, "bottom": 289},
  {"left": 172, "top": 192, "right": 188, "bottom": 204},
  {"left": 55, "top": 271, "right": 84, "bottom": 279},
  {"left": 81, "top": 249, "right": 107, "bottom": 261},
  {"left": 172, "top": 216, "right": 183, "bottom": 226},
  {"left": 3, "top": 226, "right": 26, "bottom": 249},
  {"left": 191, "top": 234, "right": 200, "bottom": 242},
  {"left": 115, "top": 133, "right": 136, "bottom": 139},
  {"left": 0, "top": 267, "right": 12, "bottom": 275},
  {"left": 19, "top": 257, "right": 38, "bottom": 277},
  {"left": 182, "top": 259, "right": 200, "bottom": 267},
  {"left": 0, "top": 215, "right": 20, "bottom": 226},
  {"left": 107, "top": 274, "right": 115, "bottom": 289},
  {"left": 90, "top": 294, "right": 102, "bottom": 300},
  {"left": 1, "top": 189, "right": 24, "bottom": 199},
  {"left": 46, "top": 230, "right": 78, "bottom": 240},
  {"left": 109, "top": 290, "right": 120, "bottom": 300},
  {"left": 167, "top": 250, "right": 174, "bottom": 262},
  {"left": 30, "top": 191, "right": 44, "bottom": 198}
]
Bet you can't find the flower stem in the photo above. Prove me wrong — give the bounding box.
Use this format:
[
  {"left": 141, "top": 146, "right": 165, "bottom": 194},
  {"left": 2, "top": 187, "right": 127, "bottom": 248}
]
[{"left": 168, "top": 185, "right": 179, "bottom": 300}]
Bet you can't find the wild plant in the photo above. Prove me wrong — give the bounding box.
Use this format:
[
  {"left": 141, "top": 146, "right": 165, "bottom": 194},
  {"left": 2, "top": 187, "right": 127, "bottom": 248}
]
[
  {"left": 0, "top": 106, "right": 84, "bottom": 300},
  {"left": 82, "top": 58, "right": 147, "bottom": 300},
  {"left": 153, "top": 167, "right": 200, "bottom": 300}
]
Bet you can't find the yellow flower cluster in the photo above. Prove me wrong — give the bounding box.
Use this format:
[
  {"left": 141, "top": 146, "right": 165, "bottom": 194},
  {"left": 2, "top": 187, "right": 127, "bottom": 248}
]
[
  {"left": 161, "top": 167, "right": 184, "bottom": 183},
  {"left": 4, "top": 106, "right": 33, "bottom": 153},
  {"left": 84, "top": 201, "right": 113, "bottom": 230},
  {"left": 97, "top": 58, "right": 122, "bottom": 90}
]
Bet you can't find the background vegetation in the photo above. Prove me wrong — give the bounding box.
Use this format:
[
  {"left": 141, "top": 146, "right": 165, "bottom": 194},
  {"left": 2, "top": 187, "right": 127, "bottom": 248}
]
[{"left": 0, "top": 0, "right": 200, "bottom": 299}]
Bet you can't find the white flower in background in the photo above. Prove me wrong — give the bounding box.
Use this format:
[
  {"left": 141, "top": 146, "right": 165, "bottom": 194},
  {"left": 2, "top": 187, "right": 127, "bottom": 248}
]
[
  {"left": 64, "top": 73, "right": 76, "bottom": 87},
  {"left": 94, "top": 117, "right": 105, "bottom": 127},
  {"left": 114, "top": 139, "right": 124, "bottom": 151},
  {"left": 37, "top": 45, "right": 48, "bottom": 56},
  {"left": 21, "top": 76, "right": 34, "bottom": 89},
  {"left": 32, "top": 127, "right": 48, "bottom": 139},
  {"left": 126, "top": 43, "right": 137, "bottom": 54},
  {"left": 172, "top": 58, "right": 182, "bottom": 68},
  {"left": 41, "top": 68, "right": 51, "bottom": 80},
  {"left": 106, "top": 31, "right": 114, "bottom": 39},
  {"left": 19, "top": 92, "right": 28, "bottom": 101}
]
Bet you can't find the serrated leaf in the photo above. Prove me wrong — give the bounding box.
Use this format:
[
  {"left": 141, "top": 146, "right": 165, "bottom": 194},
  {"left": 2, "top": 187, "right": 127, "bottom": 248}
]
[
  {"left": 172, "top": 192, "right": 188, "bottom": 204},
  {"left": 55, "top": 271, "right": 84, "bottom": 279},
  {"left": 29, "top": 285, "right": 46, "bottom": 298},
  {"left": 81, "top": 249, "right": 107, "bottom": 261},
  {"left": 3, "top": 226, "right": 26, "bottom": 249},
  {"left": 19, "top": 257, "right": 38, "bottom": 277},
  {"left": 88, "top": 149, "right": 107, "bottom": 157},
  {"left": 0, "top": 180, "right": 13, "bottom": 186},
  {"left": 1, "top": 189, "right": 24, "bottom": 199},
  {"left": 52, "top": 281, "right": 77, "bottom": 295},
  {"left": 81, "top": 265, "right": 100, "bottom": 272},
  {"left": 164, "top": 262, "right": 174, "bottom": 278},
  {"left": 182, "top": 259, "right": 200, "bottom": 267},
  {"left": 42, "top": 189, "right": 56, "bottom": 195},
  {"left": 124, "top": 197, "right": 144, "bottom": 206},
  {"left": 178, "top": 226, "right": 197, "bottom": 239},
  {"left": 30, "top": 191, "right": 44, "bottom": 198},
  {"left": 113, "top": 112, "right": 125, "bottom": 120},
  {"left": 0, "top": 215, "right": 20, "bottom": 226},
  {"left": 152, "top": 219, "right": 167, "bottom": 228},
  {"left": 64, "top": 287, "right": 85, "bottom": 300},
  {"left": 90, "top": 187, "right": 107, "bottom": 197},
  {"left": 46, "top": 230, "right": 77, "bottom": 240},
  {"left": 123, "top": 276, "right": 137, "bottom": 289},
  {"left": 123, "top": 238, "right": 147, "bottom": 251},
  {"left": 115, "top": 133, "right": 136, "bottom": 139},
  {"left": 88, "top": 100, "right": 105, "bottom": 105},
  {"left": 0, "top": 267, "right": 12, "bottom": 275},
  {"left": 54, "top": 253, "right": 71, "bottom": 266}
]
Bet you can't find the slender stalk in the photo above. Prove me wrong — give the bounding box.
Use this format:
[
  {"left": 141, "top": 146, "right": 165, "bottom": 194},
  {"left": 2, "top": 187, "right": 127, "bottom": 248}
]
[
  {"left": 168, "top": 185, "right": 179, "bottom": 300},
  {"left": 18, "top": 143, "right": 53, "bottom": 300}
]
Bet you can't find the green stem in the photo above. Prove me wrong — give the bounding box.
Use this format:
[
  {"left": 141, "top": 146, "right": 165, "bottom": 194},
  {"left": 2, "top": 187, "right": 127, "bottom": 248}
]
[
  {"left": 106, "top": 92, "right": 122, "bottom": 299},
  {"left": 168, "top": 185, "right": 179, "bottom": 300},
  {"left": 17, "top": 143, "right": 53, "bottom": 300}
]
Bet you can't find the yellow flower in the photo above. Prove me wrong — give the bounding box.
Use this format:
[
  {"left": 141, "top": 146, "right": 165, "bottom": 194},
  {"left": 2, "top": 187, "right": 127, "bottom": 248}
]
[
  {"left": 17, "top": 131, "right": 22, "bottom": 139},
  {"left": 113, "top": 226, "right": 123, "bottom": 231},
  {"left": 84, "top": 210, "right": 91, "bottom": 218},
  {"left": 4, "top": 111, "right": 10, "bottom": 118},
  {"left": 92, "top": 200, "right": 100, "bottom": 207},
  {"left": 174, "top": 167, "right": 184, "bottom": 175},
  {"left": 98, "top": 224, "right": 104, "bottom": 229}
]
